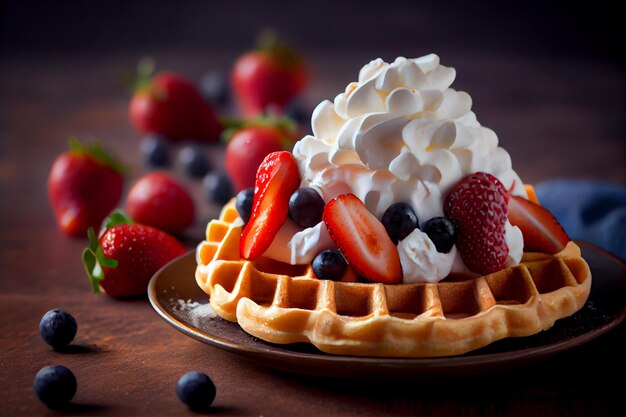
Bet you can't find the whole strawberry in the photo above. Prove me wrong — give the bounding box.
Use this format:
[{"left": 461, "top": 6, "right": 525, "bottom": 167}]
[
  {"left": 225, "top": 123, "right": 290, "bottom": 192},
  {"left": 129, "top": 62, "right": 222, "bottom": 143},
  {"left": 444, "top": 172, "right": 509, "bottom": 275},
  {"left": 48, "top": 139, "right": 124, "bottom": 237},
  {"left": 125, "top": 172, "right": 195, "bottom": 234},
  {"left": 83, "top": 211, "right": 186, "bottom": 298},
  {"left": 232, "top": 33, "right": 307, "bottom": 117}
]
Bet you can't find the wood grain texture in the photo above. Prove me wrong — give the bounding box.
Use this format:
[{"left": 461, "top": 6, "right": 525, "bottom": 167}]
[{"left": 0, "top": 3, "right": 624, "bottom": 414}]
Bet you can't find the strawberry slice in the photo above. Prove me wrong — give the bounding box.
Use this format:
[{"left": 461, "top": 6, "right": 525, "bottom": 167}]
[
  {"left": 323, "top": 194, "right": 402, "bottom": 284},
  {"left": 240, "top": 151, "right": 301, "bottom": 260},
  {"left": 508, "top": 195, "right": 570, "bottom": 254}
]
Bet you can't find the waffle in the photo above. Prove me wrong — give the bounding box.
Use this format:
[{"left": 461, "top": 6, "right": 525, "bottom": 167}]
[{"left": 195, "top": 200, "right": 592, "bottom": 357}]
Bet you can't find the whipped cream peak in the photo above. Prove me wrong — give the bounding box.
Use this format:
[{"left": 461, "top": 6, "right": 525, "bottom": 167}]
[{"left": 275, "top": 54, "right": 526, "bottom": 282}]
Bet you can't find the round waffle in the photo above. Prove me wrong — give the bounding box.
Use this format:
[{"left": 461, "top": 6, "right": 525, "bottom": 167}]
[{"left": 195, "top": 201, "right": 591, "bottom": 357}]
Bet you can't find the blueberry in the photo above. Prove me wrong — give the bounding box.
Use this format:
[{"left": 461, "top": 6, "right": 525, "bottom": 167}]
[
  {"left": 203, "top": 172, "right": 234, "bottom": 205},
  {"left": 422, "top": 217, "right": 456, "bottom": 253},
  {"left": 33, "top": 365, "right": 77, "bottom": 409},
  {"left": 176, "top": 371, "right": 216, "bottom": 411},
  {"left": 39, "top": 309, "right": 77, "bottom": 349},
  {"left": 289, "top": 187, "right": 325, "bottom": 228},
  {"left": 178, "top": 144, "right": 212, "bottom": 178},
  {"left": 140, "top": 135, "right": 170, "bottom": 168},
  {"left": 312, "top": 249, "right": 347, "bottom": 280},
  {"left": 381, "top": 202, "right": 419, "bottom": 243},
  {"left": 284, "top": 99, "right": 309, "bottom": 126},
  {"left": 235, "top": 188, "right": 254, "bottom": 224},
  {"left": 200, "top": 71, "right": 230, "bottom": 108}
]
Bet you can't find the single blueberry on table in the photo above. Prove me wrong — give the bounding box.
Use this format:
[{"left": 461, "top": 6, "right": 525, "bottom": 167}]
[
  {"left": 312, "top": 249, "right": 348, "bottom": 281},
  {"left": 140, "top": 134, "right": 170, "bottom": 168},
  {"left": 33, "top": 365, "right": 77, "bottom": 409},
  {"left": 235, "top": 188, "right": 255, "bottom": 224},
  {"left": 39, "top": 309, "right": 77, "bottom": 349},
  {"left": 176, "top": 371, "right": 216, "bottom": 411},
  {"left": 200, "top": 71, "right": 230, "bottom": 108},
  {"left": 178, "top": 144, "right": 212, "bottom": 178},
  {"left": 203, "top": 171, "right": 234, "bottom": 205}
]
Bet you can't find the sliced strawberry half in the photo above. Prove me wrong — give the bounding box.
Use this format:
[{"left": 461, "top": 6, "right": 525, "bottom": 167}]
[
  {"left": 240, "top": 151, "right": 301, "bottom": 260},
  {"left": 508, "top": 195, "right": 570, "bottom": 254},
  {"left": 323, "top": 194, "right": 402, "bottom": 284}
]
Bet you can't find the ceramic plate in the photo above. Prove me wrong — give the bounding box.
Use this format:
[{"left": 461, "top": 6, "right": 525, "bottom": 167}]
[{"left": 148, "top": 242, "right": 625, "bottom": 378}]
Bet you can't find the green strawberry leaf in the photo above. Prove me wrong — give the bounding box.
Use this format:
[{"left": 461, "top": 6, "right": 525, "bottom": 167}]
[
  {"left": 68, "top": 137, "right": 125, "bottom": 174},
  {"left": 99, "top": 209, "right": 133, "bottom": 237},
  {"left": 83, "top": 227, "right": 118, "bottom": 294}
]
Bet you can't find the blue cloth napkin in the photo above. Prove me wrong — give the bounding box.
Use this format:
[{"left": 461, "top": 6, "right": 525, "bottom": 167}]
[{"left": 535, "top": 180, "right": 626, "bottom": 260}]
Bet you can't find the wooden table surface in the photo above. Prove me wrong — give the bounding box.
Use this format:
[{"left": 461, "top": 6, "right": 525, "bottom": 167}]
[{"left": 1, "top": 9, "right": 625, "bottom": 415}]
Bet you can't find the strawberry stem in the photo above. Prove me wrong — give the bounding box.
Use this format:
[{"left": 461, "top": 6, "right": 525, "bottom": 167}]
[
  {"left": 98, "top": 209, "right": 133, "bottom": 237},
  {"left": 82, "top": 227, "right": 119, "bottom": 293},
  {"left": 68, "top": 137, "right": 125, "bottom": 174}
]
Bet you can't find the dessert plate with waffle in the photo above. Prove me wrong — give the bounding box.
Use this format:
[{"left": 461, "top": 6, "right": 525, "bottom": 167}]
[{"left": 150, "top": 54, "right": 625, "bottom": 376}]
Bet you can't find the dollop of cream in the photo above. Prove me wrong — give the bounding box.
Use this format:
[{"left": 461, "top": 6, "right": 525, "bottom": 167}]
[{"left": 264, "top": 54, "right": 527, "bottom": 282}]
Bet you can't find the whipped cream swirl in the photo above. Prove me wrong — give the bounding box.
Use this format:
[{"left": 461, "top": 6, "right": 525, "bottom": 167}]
[{"left": 267, "top": 54, "right": 527, "bottom": 282}]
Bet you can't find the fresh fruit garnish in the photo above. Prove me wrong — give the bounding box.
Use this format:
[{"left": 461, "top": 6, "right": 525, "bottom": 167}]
[
  {"left": 202, "top": 172, "right": 234, "bottom": 206},
  {"left": 524, "top": 184, "right": 539, "bottom": 204},
  {"left": 323, "top": 194, "right": 402, "bottom": 284},
  {"left": 508, "top": 195, "right": 570, "bottom": 253},
  {"left": 312, "top": 249, "right": 347, "bottom": 281},
  {"left": 381, "top": 202, "right": 419, "bottom": 244},
  {"left": 178, "top": 144, "right": 212, "bottom": 178},
  {"left": 421, "top": 217, "right": 456, "bottom": 254},
  {"left": 38, "top": 309, "right": 77, "bottom": 350},
  {"left": 225, "top": 124, "right": 286, "bottom": 192},
  {"left": 34, "top": 365, "right": 77, "bottom": 409},
  {"left": 444, "top": 172, "right": 509, "bottom": 275},
  {"left": 289, "top": 187, "right": 325, "bottom": 228},
  {"left": 232, "top": 32, "right": 307, "bottom": 117},
  {"left": 240, "top": 151, "right": 301, "bottom": 260},
  {"left": 47, "top": 138, "right": 124, "bottom": 237},
  {"left": 235, "top": 188, "right": 255, "bottom": 224},
  {"left": 129, "top": 61, "right": 222, "bottom": 143},
  {"left": 140, "top": 134, "right": 170, "bottom": 168},
  {"left": 125, "top": 172, "right": 195, "bottom": 234},
  {"left": 176, "top": 371, "right": 216, "bottom": 411},
  {"left": 200, "top": 71, "right": 230, "bottom": 108},
  {"left": 82, "top": 211, "right": 186, "bottom": 298}
]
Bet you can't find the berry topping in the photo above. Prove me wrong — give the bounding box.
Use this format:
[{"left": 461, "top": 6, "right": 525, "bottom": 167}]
[
  {"left": 444, "top": 172, "right": 509, "bottom": 275},
  {"left": 421, "top": 217, "right": 456, "bottom": 253},
  {"left": 235, "top": 188, "right": 255, "bottom": 224},
  {"left": 203, "top": 172, "right": 234, "bottom": 206},
  {"left": 381, "top": 202, "right": 419, "bottom": 243},
  {"left": 289, "top": 187, "right": 325, "bottom": 228},
  {"left": 178, "top": 144, "right": 212, "bottom": 178},
  {"left": 508, "top": 195, "right": 570, "bottom": 253},
  {"left": 323, "top": 194, "right": 402, "bottom": 284},
  {"left": 312, "top": 249, "right": 347, "bottom": 280},
  {"left": 176, "top": 371, "right": 216, "bottom": 411},
  {"left": 140, "top": 134, "right": 170, "bottom": 168},
  {"left": 33, "top": 365, "right": 77, "bottom": 409},
  {"left": 39, "top": 309, "right": 77, "bottom": 350},
  {"left": 240, "top": 151, "right": 301, "bottom": 260}
]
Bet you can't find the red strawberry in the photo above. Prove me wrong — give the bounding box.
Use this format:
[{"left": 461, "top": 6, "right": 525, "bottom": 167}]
[
  {"left": 323, "top": 194, "right": 402, "bottom": 284},
  {"left": 225, "top": 125, "right": 287, "bottom": 192},
  {"left": 83, "top": 211, "right": 186, "bottom": 298},
  {"left": 232, "top": 34, "right": 307, "bottom": 117},
  {"left": 129, "top": 69, "right": 222, "bottom": 143},
  {"left": 508, "top": 195, "right": 570, "bottom": 253},
  {"left": 48, "top": 139, "right": 124, "bottom": 237},
  {"left": 444, "top": 172, "right": 509, "bottom": 275},
  {"left": 125, "top": 172, "right": 195, "bottom": 234},
  {"left": 240, "top": 151, "right": 301, "bottom": 260}
]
